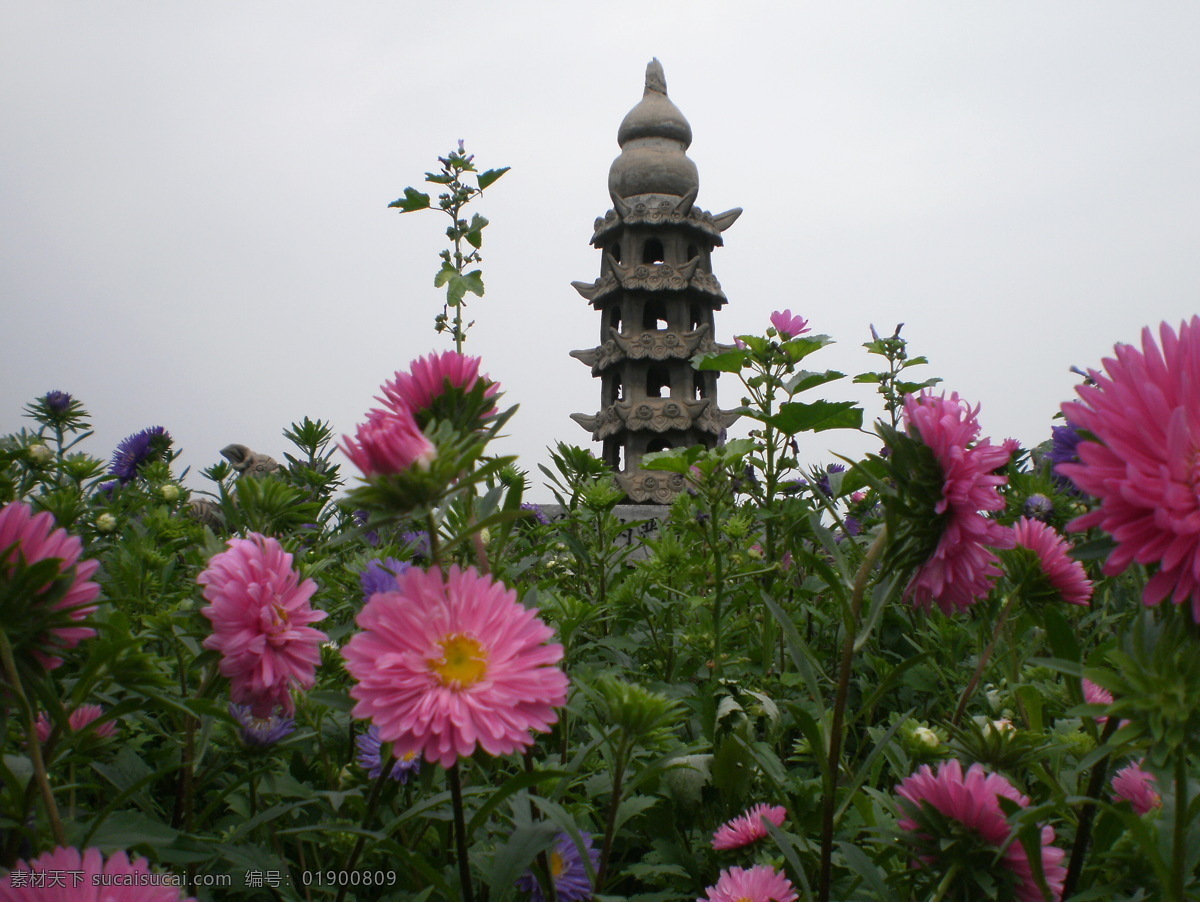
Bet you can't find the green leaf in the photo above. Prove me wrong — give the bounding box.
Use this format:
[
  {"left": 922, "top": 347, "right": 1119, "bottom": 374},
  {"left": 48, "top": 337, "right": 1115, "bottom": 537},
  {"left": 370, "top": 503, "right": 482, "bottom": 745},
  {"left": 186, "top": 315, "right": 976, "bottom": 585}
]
[
  {"left": 387, "top": 187, "right": 431, "bottom": 212},
  {"left": 694, "top": 349, "right": 748, "bottom": 373},
  {"left": 477, "top": 167, "right": 510, "bottom": 190},
  {"left": 465, "top": 213, "right": 489, "bottom": 249},
  {"left": 785, "top": 369, "right": 845, "bottom": 394},
  {"left": 86, "top": 810, "right": 179, "bottom": 851},
  {"left": 466, "top": 768, "right": 569, "bottom": 836},
  {"left": 461, "top": 269, "right": 485, "bottom": 297},
  {"left": 765, "top": 400, "right": 863, "bottom": 434},
  {"left": 433, "top": 261, "right": 456, "bottom": 288},
  {"left": 484, "top": 821, "right": 558, "bottom": 902}
]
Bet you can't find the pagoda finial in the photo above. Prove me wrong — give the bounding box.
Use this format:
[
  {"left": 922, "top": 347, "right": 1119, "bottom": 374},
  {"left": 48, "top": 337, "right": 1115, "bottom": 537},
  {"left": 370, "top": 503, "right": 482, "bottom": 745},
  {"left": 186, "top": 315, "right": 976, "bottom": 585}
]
[
  {"left": 645, "top": 58, "right": 667, "bottom": 96},
  {"left": 609, "top": 59, "right": 697, "bottom": 200}
]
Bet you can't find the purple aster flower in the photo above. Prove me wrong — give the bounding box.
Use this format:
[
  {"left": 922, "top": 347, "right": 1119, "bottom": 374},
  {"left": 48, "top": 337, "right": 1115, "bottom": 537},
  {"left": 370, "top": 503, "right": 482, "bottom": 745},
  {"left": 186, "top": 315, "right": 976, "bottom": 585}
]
[
  {"left": 351, "top": 510, "right": 380, "bottom": 547},
  {"left": 817, "top": 463, "right": 846, "bottom": 497},
  {"left": 359, "top": 557, "right": 409, "bottom": 600},
  {"left": 844, "top": 516, "right": 862, "bottom": 537},
  {"left": 1047, "top": 421, "right": 1085, "bottom": 492},
  {"left": 520, "top": 502, "right": 551, "bottom": 526},
  {"left": 44, "top": 391, "right": 73, "bottom": 415},
  {"left": 355, "top": 724, "right": 420, "bottom": 782},
  {"left": 109, "top": 426, "right": 171, "bottom": 483},
  {"left": 515, "top": 832, "right": 599, "bottom": 902},
  {"left": 1047, "top": 422, "right": 1082, "bottom": 470},
  {"left": 399, "top": 530, "right": 431, "bottom": 562},
  {"left": 230, "top": 704, "right": 295, "bottom": 747},
  {"left": 1024, "top": 494, "right": 1054, "bottom": 522}
]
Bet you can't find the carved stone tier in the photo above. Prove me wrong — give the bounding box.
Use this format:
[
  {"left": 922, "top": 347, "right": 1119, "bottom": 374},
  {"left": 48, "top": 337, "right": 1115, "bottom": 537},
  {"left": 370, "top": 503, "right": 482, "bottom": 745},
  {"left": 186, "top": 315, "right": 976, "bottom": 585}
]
[
  {"left": 569, "top": 324, "right": 721, "bottom": 373},
  {"left": 571, "top": 262, "right": 725, "bottom": 306},
  {"left": 570, "top": 397, "right": 737, "bottom": 440},
  {"left": 616, "top": 469, "right": 689, "bottom": 505},
  {"left": 591, "top": 192, "right": 742, "bottom": 245}
]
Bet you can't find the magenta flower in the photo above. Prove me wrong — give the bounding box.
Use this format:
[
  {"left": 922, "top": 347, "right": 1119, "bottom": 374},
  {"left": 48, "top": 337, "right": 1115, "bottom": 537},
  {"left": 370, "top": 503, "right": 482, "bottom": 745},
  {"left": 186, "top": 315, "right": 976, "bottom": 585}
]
[
  {"left": 769, "top": 309, "right": 810, "bottom": 341},
  {"left": 699, "top": 865, "right": 798, "bottom": 902},
  {"left": 35, "top": 704, "right": 116, "bottom": 743},
  {"left": 340, "top": 406, "right": 437, "bottom": 477},
  {"left": 1, "top": 846, "right": 196, "bottom": 900},
  {"left": 198, "top": 534, "right": 328, "bottom": 717},
  {"left": 711, "top": 803, "right": 787, "bottom": 850},
  {"left": 1059, "top": 318, "right": 1200, "bottom": 615},
  {"left": 1010, "top": 517, "right": 1093, "bottom": 605},
  {"left": 902, "top": 392, "right": 1015, "bottom": 614},
  {"left": 0, "top": 501, "right": 100, "bottom": 670},
  {"left": 379, "top": 350, "right": 498, "bottom": 422},
  {"left": 1111, "top": 760, "right": 1161, "bottom": 815},
  {"left": 895, "top": 759, "right": 1066, "bottom": 902},
  {"left": 342, "top": 564, "right": 568, "bottom": 769}
]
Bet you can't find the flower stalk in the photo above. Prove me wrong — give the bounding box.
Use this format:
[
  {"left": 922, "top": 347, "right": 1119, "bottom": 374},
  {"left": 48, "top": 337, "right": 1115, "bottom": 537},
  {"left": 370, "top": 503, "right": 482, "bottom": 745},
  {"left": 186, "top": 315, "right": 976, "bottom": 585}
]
[{"left": 818, "top": 525, "right": 887, "bottom": 902}]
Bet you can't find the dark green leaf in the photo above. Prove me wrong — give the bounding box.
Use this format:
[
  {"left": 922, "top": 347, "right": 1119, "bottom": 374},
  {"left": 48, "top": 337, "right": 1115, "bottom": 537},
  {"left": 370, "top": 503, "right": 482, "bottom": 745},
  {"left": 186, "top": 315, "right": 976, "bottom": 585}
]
[
  {"left": 766, "top": 400, "right": 863, "bottom": 434},
  {"left": 694, "top": 349, "right": 748, "bottom": 373},
  {"left": 387, "top": 187, "right": 431, "bottom": 212},
  {"left": 477, "top": 167, "right": 510, "bottom": 190}
]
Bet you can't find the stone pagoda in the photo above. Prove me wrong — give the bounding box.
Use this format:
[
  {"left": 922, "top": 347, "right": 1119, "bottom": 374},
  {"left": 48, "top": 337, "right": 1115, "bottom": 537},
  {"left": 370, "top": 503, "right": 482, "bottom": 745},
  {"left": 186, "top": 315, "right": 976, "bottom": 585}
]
[{"left": 570, "top": 59, "right": 741, "bottom": 503}]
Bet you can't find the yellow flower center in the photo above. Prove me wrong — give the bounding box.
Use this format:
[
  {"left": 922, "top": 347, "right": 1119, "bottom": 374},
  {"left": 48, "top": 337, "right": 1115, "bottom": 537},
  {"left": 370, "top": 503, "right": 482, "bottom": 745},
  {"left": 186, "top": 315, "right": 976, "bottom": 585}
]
[
  {"left": 263, "top": 600, "right": 291, "bottom": 645},
  {"left": 429, "top": 633, "right": 488, "bottom": 688},
  {"left": 549, "top": 850, "right": 565, "bottom": 879}
]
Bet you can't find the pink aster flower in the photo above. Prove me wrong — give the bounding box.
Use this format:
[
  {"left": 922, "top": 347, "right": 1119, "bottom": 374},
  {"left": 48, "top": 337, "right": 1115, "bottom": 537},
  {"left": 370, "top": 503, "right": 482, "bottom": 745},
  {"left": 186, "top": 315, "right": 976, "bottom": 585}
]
[
  {"left": 902, "top": 392, "right": 1015, "bottom": 614},
  {"left": 769, "top": 309, "right": 810, "bottom": 341},
  {"left": 199, "top": 534, "right": 327, "bottom": 717},
  {"left": 1060, "top": 318, "right": 1200, "bottom": 615},
  {"left": 1083, "top": 678, "right": 1113, "bottom": 709},
  {"left": 1010, "top": 517, "right": 1093, "bottom": 605},
  {"left": 35, "top": 704, "right": 117, "bottom": 743},
  {"left": 1111, "top": 760, "right": 1161, "bottom": 815},
  {"left": 340, "top": 406, "right": 437, "bottom": 477},
  {"left": 1, "top": 846, "right": 195, "bottom": 900},
  {"left": 342, "top": 564, "right": 568, "bottom": 769},
  {"left": 1082, "top": 678, "right": 1130, "bottom": 729},
  {"left": 0, "top": 501, "right": 100, "bottom": 670},
  {"left": 896, "top": 759, "right": 1066, "bottom": 902},
  {"left": 699, "top": 865, "right": 798, "bottom": 902},
  {"left": 379, "top": 350, "right": 498, "bottom": 419},
  {"left": 711, "top": 803, "right": 787, "bottom": 850}
]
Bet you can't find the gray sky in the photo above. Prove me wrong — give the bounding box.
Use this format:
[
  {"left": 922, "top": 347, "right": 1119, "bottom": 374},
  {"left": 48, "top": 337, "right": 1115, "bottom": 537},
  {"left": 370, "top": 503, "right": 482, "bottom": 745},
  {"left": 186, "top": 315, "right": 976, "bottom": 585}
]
[{"left": 3, "top": 2, "right": 1199, "bottom": 500}]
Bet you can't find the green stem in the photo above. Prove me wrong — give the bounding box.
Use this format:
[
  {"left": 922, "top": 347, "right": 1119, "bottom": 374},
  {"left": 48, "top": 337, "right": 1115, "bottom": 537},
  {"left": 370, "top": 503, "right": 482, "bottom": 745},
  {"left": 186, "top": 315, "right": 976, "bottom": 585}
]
[
  {"left": 928, "top": 861, "right": 961, "bottom": 902},
  {"left": 596, "top": 739, "right": 629, "bottom": 891},
  {"left": 0, "top": 630, "right": 66, "bottom": 847},
  {"left": 1172, "top": 751, "right": 1189, "bottom": 901},
  {"left": 1062, "top": 715, "right": 1120, "bottom": 899},
  {"left": 448, "top": 762, "right": 475, "bottom": 902},
  {"left": 334, "top": 748, "right": 399, "bottom": 902},
  {"left": 951, "top": 593, "right": 1018, "bottom": 728},
  {"left": 524, "top": 752, "right": 558, "bottom": 902},
  {"left": 817, "top": 526, "right": 887, "bottom": 902}
]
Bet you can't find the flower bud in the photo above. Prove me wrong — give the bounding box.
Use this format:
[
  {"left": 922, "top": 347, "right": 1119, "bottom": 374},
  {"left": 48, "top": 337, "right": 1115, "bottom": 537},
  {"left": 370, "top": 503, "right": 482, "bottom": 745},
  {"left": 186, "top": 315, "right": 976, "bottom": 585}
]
[
  {"left": 912, "top": 726, "right": 940, "bottom": 749},
  {"left": 160, "top": 483, "right": 180, "bottom": 502},
  {"left": 28, "top": 443, "right": 53, "bottom": 465},
  {"left": 96, "top": 513, "right": 117, "bottom": 533}
]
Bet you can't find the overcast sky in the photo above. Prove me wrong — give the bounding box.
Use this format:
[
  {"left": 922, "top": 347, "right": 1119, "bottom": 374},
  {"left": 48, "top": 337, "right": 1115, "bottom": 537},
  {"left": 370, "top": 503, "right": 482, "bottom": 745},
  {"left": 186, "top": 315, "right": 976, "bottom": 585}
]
[{"left": 3, "top": 2, "right": 1199, "bottom": 500}]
